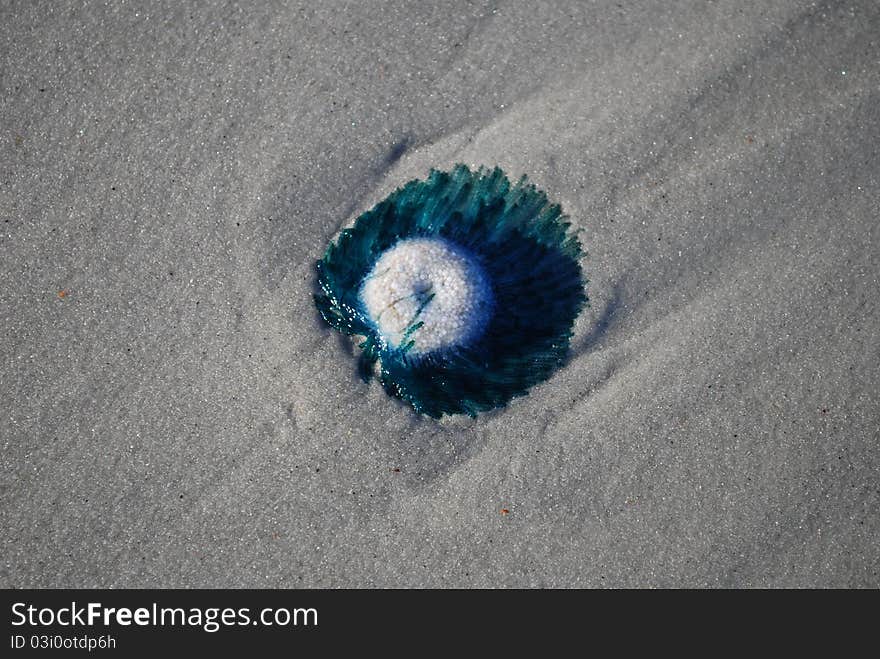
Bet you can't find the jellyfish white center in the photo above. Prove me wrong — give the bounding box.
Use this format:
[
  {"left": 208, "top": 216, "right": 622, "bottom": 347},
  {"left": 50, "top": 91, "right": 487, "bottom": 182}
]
[{"left": 360, "top": 238, "right": 493, "bottom": 355}]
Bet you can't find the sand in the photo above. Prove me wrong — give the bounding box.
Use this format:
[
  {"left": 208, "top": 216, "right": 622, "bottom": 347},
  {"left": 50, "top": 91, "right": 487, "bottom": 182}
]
[{"left": 1, "top": 0, "right": 878, "bottom": 587}]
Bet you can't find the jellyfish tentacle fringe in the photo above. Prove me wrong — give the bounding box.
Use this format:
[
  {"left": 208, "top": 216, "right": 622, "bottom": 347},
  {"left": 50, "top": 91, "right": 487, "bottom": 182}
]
[{"left": 314, "top": 164, "right": 587, "bottom": 418}]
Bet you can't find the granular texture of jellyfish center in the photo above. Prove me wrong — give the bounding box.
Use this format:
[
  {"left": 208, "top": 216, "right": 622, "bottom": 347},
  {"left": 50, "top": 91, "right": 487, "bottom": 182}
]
[{"left": 360, "top": 237, "right": 493, "bottom": 355}]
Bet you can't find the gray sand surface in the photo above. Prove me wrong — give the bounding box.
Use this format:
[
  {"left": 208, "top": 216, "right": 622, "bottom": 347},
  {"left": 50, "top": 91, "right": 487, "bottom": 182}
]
[{"left": 2, "top": 0, "right": 878, "bottom": 587}]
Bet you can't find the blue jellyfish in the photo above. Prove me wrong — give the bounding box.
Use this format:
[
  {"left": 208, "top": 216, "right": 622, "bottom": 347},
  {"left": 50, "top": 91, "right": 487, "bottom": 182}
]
[{"left": 314, "top": 165, "right": 587, "bottom": 417}]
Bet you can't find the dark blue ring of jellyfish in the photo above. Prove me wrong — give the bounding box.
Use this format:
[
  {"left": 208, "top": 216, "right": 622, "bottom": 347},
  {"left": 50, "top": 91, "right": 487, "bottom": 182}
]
[{"left": 314, "top": 164, "right": 587, "bottom": 418}]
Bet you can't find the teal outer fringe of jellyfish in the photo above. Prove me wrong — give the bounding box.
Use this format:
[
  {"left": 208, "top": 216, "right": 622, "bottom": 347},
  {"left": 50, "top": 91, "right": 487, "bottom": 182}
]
[{"left": 314, "top": 164, "right": 587, "bottom": 418}]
